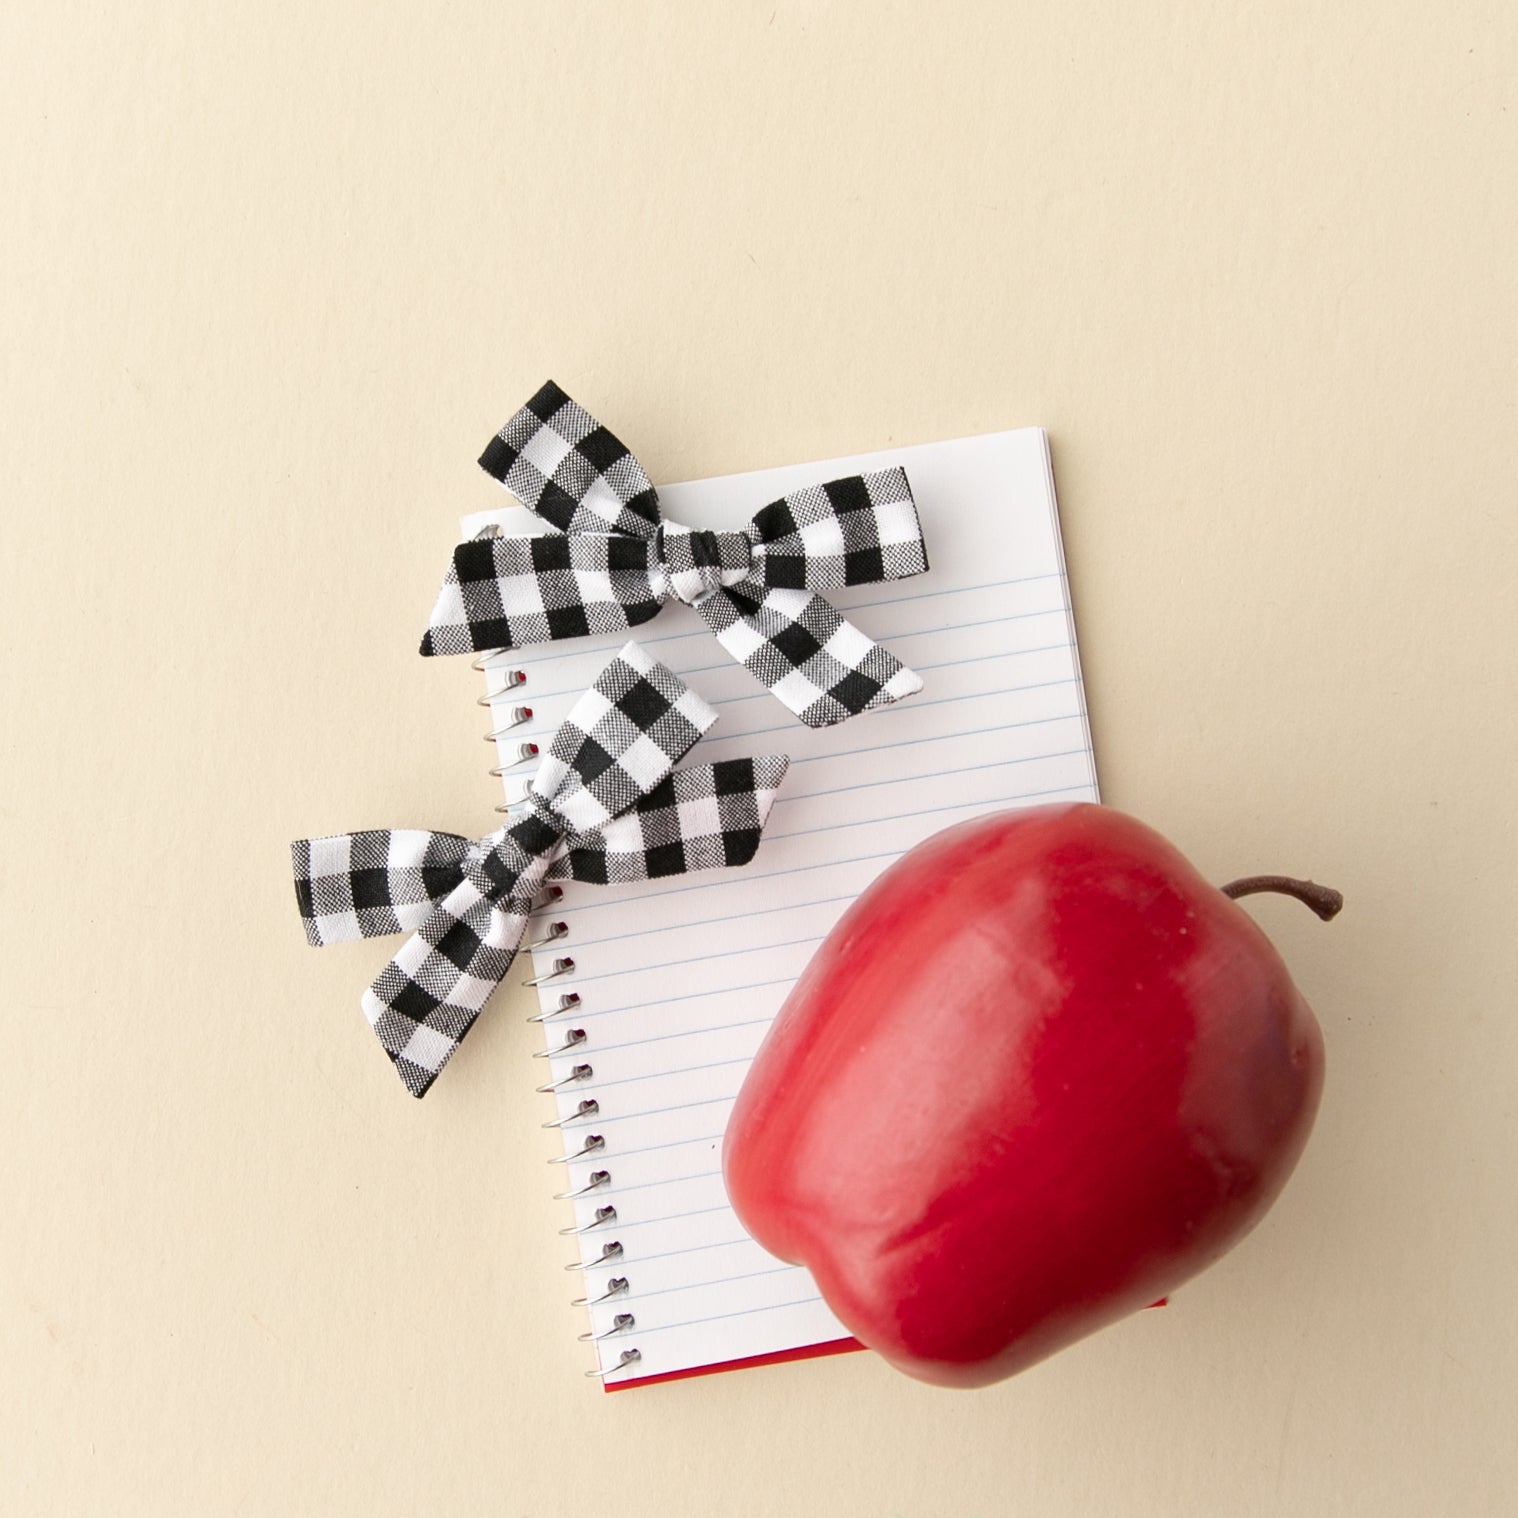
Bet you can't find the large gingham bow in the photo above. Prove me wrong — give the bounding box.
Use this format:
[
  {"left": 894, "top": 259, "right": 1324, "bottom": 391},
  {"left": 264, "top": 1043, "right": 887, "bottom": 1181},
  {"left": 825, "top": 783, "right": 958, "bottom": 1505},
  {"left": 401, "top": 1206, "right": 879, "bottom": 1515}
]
[
  {"left": 420, "top": 381, "right": 930, "bottom": 728},
  {"left": 292, "top": 643, "right": 789, "bottom": 1097}
]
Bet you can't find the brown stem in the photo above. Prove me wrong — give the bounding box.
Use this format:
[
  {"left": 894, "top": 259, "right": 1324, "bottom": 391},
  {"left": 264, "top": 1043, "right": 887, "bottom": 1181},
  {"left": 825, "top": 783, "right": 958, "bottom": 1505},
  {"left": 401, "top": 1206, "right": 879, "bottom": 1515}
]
[{"left": 1220, "top": 875, "right": 1343, "bottom": 921}]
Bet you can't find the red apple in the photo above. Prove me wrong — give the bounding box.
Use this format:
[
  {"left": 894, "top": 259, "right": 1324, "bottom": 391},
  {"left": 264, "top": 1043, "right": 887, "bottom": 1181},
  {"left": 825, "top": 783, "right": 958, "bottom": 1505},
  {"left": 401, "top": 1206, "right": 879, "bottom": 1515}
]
[{"left": 723, "top": 803, "right": 1335, "bottom": 1387}]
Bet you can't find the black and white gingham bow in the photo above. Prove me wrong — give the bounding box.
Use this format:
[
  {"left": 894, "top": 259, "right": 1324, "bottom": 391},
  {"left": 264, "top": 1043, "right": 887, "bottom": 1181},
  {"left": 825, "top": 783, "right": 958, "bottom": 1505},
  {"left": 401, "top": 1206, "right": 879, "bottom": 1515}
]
[
  {"left": 292, "top": 643, "right": 789, "bottom": 1097},
  {"left": 420, "top": 382, "right": 930, "bottom": 728}
]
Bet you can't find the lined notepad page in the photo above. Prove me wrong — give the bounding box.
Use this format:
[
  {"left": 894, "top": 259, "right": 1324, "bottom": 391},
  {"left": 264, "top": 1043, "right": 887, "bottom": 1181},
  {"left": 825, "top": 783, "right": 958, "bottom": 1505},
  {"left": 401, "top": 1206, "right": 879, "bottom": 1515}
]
[{"left": 469, "top": 427, "right": 1099, "bottom": 1388}]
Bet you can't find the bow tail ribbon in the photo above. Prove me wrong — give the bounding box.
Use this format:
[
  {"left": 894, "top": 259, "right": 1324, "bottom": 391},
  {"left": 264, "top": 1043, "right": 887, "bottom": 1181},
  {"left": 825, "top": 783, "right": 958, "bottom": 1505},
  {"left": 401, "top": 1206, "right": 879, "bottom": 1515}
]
[
  {"left": 697, "top": 585, "right": 922, "bottom": 727},
  {"left": 548, "top": 756, "right": 791, "bottom": 883},
  {"left": 292, "top": 828, "right": 476, "bottom": 946},
  {"left": 421, "top": 532, "right": 666, "bottom": 658},
  {"left": 695, "top": 467, "right": 927, "bottom": 724},
  {"left": 362, "top": 863, "right": 537, "bottom": 1097},
  {"left": 292, "top": 824, "right": 544, "bottom": 1096}
]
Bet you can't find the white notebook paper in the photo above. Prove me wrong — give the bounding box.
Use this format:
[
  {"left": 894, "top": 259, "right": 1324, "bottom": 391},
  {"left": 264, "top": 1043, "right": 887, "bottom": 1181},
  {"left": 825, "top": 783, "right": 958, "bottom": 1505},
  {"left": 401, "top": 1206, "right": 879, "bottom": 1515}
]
[{"left": 467, "top": 427, "right": 1099, "bottom": 1388}]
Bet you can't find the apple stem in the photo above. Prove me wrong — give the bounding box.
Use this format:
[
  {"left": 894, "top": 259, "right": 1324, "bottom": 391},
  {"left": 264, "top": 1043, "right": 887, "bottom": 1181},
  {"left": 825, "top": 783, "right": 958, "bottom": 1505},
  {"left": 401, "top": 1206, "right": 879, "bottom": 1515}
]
[{"left": 1220, "top": 875, "right": 1344, "bottom": 921}]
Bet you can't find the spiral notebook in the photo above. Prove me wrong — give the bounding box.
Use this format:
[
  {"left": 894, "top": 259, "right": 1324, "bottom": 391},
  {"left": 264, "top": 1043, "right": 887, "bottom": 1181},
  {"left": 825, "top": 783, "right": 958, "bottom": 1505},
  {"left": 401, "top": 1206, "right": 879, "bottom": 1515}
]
[{"left": 467, "top": 426, "right": 1099, "bottom": 1389}]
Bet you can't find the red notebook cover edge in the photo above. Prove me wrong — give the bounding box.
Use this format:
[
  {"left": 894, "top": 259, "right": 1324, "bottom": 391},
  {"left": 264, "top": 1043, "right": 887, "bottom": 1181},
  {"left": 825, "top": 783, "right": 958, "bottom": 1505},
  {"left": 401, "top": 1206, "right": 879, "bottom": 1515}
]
[
  {"left": 599, "top": 1300, "right": 1167, "bottom": 1392},
  {"left": 604, "top": 1335, "right": 864, "bottom": 1392}
]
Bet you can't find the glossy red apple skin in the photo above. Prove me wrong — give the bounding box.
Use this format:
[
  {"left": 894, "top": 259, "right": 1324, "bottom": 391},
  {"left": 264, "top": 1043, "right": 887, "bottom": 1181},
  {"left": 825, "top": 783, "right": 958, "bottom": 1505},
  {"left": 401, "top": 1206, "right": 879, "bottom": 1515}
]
[{"left": 723, "top": 803, "right": 1325, "bottom": 1388}]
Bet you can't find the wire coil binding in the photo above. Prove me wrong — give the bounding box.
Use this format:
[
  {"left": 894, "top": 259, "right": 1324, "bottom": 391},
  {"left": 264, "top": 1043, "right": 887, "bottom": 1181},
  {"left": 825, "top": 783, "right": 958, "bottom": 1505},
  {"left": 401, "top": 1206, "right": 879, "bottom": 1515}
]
[
  {"left": 587, "top": 1349, "right": 642, "bottom": 1380},
  {"left": 579, "top": 1312, "right": 634, "bottom": 1341},
  {"left": 473, "top": 551, "right": 642, "bottom": 1386}
]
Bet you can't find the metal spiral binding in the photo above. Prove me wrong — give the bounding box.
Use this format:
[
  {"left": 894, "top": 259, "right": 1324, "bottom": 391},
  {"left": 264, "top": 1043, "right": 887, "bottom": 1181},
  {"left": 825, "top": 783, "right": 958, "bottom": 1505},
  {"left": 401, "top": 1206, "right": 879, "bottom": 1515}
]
[
  {"left": 534, "top": 1063, "right": 592, "bottom": 1094},
  {"left": 560, "top": 1206, "right": 617, "bottom": 1236},
  {"left": 587, "top": 1350, "right": 642, "bottom": 1380},
  {"left": 546, "top": 1133, "right": 604, "bottom": 1164},
  {"left": 468, "top": 524, "right": 537, "bottom": 811},
  {"left": 533, "top": 1028, "right": 587, "bottom": 1059},
  {"left": 552, "top": 1170, "right": 610, "bottom": 1201},
  {"left": 565, "top": 1241, "right": 624, "bottom": 1272},
  {"left": 542, "top": 1099, "right": 600, "bottom": 1129},
  {"left": 527, "top": 992, "right": 581, "bottom": 1025},
  {"left": 570, "top": 1276, "right": 628, "bottom": 1309},
  {"left": 470, "top": 558, "right": 642, "bottom": 1387},
  {"left": 578, "top": 1312, "right": 633, "bottom": 1341},
  {"left": 473, "top": 640, "right": 531, "bottom": 806},
  {"left": 536, "top": 936, "right": 641, "bottom": 1376}
]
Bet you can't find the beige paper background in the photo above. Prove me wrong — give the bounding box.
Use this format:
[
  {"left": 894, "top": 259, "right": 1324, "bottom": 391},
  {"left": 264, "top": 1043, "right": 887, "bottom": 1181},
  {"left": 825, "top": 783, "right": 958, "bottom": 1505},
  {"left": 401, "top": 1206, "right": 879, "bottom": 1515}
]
[{"left": 4, "top": 3, "right": 1516, "bottom": 1513}]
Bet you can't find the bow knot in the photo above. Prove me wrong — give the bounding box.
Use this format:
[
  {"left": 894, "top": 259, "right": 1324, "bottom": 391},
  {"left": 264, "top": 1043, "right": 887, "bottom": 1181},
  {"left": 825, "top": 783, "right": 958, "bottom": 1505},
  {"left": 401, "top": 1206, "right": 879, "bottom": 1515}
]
[
  {"left": 468, "top": 812, "right": 557, "bottom": 911},
  {"left": 657, "top": 521, "right": 752, "bottom": 606},
  {"left": 421, "top": 382, "right": 931, "bottom": 728},
  {"left": 293, "top": 643, "right": 790, "bottom": 1096}
]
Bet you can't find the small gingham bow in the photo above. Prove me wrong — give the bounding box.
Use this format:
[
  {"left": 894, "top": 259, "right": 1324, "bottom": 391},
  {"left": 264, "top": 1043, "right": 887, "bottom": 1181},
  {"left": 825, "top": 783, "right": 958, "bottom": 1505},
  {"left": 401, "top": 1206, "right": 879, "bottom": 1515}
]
[
  {"left": 293, "top": 643, "right": 789, "bottom": 1097},
  {"left": 420, "top": 381, "right": 930, "bottom": 728}
]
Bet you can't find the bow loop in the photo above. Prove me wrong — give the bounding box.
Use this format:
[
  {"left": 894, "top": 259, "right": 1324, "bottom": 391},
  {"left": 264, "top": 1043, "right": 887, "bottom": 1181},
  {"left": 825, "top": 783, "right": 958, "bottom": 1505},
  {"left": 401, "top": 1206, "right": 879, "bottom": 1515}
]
[
  {"left": 293, "top": 829, "right": 476, "bottom": 947},
  {"left": 293, "top": 643, "right": 785, "bottom": 1097},
  {"left": 421, "top": 384, "right": 930, "bottom": 727},
  {"left": 549, "top": 757, "right": 790, "bottom": 885},
  {"left": 745, "top": 468, "right": 927, "bottom": 590},
  {"left": 477, "top": 380, "right": 661, "bottom": 540},
  {"left": 527, "top": 639, "right": 716, "bottom": 834}
]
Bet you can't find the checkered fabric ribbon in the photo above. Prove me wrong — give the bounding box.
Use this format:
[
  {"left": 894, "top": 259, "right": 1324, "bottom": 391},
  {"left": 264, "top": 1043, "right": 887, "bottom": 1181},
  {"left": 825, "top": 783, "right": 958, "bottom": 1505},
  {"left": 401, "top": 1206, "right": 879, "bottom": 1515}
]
[
  {"left": 420, "top": 381, "right": 930, "bottom": 728},
  {"left": 292, "top": 642, "right": 790, "bottom": 1097}
]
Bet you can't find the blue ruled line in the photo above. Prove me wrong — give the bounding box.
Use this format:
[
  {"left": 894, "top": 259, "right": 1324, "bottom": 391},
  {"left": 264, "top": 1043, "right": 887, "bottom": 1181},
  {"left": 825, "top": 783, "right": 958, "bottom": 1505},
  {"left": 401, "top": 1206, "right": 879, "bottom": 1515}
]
[
  {"left": 768, "top": 746, "right": 1091, "bottom": 812},
  {"left": 568, "top": 891, "right": 858, "bottom": 954},
  {"left": 583, "top": 1014, "right": 774, "bottom": 1050},
  {"left": 781, "top": 708, "right": 1084, "bottom": 769},
  {"left": 534, "top": 748, "right": 1091, "bottom": 975},
  {"left": 562, "top": 714, "right": 1083, "bottom": 952},
  {"left": 623, "top": 1264, "right": 797, "bottom": 1303},
  {"left": 579, "top": 1056, "right": 751, "bottom": 1093},
  {"left": 542, "top": 780, "right": 1098, "bottom": 1034},
  {"left": 572, "top": 604, "right": 1070, "bottom": 686},
  {"left": 760, "top": 776, "right": 1091, "bottom": 843},
  {"left": 588, "top": 1091, "right": 738, "bottom": 1127},
  {"left": 570, "top": 932, "right": 823, "bottom": 990},
  {"left": 551, "top": 767, "right": 1094, "bottom": 926},
  {"left": 495, "top": 606, "right": 1074, "bottom": 704},
  {"left": 484, "top": 572, "right": 1067, "bottom": 682},
  {"left": 626, "top": 1234, "right": 752, "bottom": 1268},
  {"left": 612, "top": 1202, "right": 732, "bottom": 1230},
  {"left": 626, "top": 1294, "right": 827, "bottom": 1339},
  {"left": 731, "top": 674, "right": 1082, "bottom": 743},
  {"left": 595, "top": 1167, "right": 722, "bottom": 1197},
  {"left": 598, "top": 1132, "right": 726, "bottom": 1162}
]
